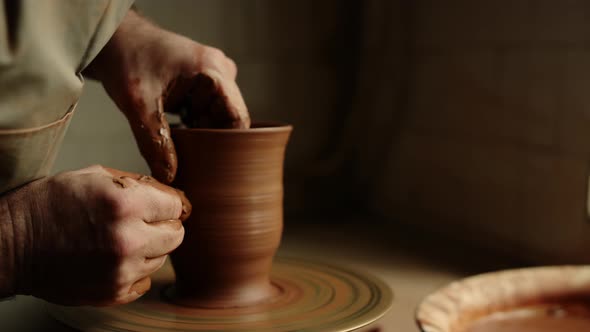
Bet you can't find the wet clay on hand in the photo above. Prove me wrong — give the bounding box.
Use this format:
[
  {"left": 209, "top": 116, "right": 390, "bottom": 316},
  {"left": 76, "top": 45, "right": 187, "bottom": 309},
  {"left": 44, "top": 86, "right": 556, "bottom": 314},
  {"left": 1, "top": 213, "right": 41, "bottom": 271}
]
[
  {"left": 169, "top": 123, "right": 292, "bottom": 308},
  {"left": 165, "top": 72, "right": 250, "bottom": 129},
  {"left": 134, "top": 71, "right": 250, "bottom": 184},
  {"left": 127, "top": 96, "right": 178, "bottom": 185},
  {"left": 104, "top": 167, "right": 192, "bottom": 222}
]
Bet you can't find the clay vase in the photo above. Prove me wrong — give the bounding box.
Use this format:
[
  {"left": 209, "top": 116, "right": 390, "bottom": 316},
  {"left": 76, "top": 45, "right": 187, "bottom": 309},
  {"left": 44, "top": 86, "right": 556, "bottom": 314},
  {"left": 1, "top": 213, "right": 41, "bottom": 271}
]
[{"left": 169, "top": 123, "right": 292, "bottom": 308}]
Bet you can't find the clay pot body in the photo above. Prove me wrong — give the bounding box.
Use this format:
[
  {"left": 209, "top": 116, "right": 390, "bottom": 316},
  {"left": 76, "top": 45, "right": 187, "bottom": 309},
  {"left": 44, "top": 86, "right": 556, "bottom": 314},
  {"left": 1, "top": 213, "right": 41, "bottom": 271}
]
[{"left": 169, "top": 123, "right": 292, "bottom": 308}]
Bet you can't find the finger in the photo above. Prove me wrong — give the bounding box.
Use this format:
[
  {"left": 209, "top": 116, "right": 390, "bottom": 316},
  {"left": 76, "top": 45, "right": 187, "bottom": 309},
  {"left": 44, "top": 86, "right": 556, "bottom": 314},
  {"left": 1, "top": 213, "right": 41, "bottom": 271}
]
[
  {"left": 143, "top": 255, "right": 168, "bottom": 274},
  {"left": 136, "top": 183, "right": 183, "bottom": 222},
  {"left": 189, "top": 70, "right": 250, "bottom": 129},
  {"left": 177, "top": 189, "right": 192, "bottom": 221},
  {"left": 200, "top": 47, "right": 236, "bottom": 80},
  {"left": 165, "top": 71, "right": 250, "bottom": 129},
  {"left": 103, "top": 168, "right": 192, "bottom": 221},
  {"left": 224, "top": 57, "right": 238, "bottom": 81},
  {"left": 130, "top": 276, "right": 151, "bottom": 295},
  {"left": 111, "top": 276, "right": 152, "bottom": 306},
  {"left": 184, "top": 72, "right": 217, "bottom": 128},
  {"left": 163, "top": 75, "right": 194, "bottom": 116},
  {"left": 127, "top": 276, "right": 152, "bottom": 301},
  {"left": 142, "top": 219, "right": 184, "bottom": 258},
  {"left": 125, "top": 97, "right": 177, "bottom": 184},
  {"left": 137, "top": 175, "right": 191, "bottom": 222},
  {"left": 212, "top": 73, "right": 250, "bottom": 129}
]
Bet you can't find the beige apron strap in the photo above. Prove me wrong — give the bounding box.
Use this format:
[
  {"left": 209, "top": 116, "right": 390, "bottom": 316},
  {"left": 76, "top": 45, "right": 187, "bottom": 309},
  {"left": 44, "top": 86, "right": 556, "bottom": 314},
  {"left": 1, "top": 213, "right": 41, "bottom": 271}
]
[{"left": 0, "top": 103, "right": 76, "bottom": 194}]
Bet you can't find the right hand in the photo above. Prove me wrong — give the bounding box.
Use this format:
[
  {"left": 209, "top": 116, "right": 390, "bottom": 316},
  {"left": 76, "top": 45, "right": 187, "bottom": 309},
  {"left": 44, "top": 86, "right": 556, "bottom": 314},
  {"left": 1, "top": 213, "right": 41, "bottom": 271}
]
[
  {"left": 84, "top": 10, "right": 250, "bottom": 184},
  {"left": 7, "top": 165, "right": 191, "bottom": 306}
]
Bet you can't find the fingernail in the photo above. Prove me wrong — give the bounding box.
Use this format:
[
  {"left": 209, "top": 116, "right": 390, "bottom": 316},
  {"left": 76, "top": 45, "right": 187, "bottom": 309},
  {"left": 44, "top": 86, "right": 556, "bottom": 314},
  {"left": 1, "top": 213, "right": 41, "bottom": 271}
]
[
  {"left": 176, "top": 189, "right": 192, "bottom": 221},
  {"left": 129, "top": 277, "right": 151, "bottom": 295}
]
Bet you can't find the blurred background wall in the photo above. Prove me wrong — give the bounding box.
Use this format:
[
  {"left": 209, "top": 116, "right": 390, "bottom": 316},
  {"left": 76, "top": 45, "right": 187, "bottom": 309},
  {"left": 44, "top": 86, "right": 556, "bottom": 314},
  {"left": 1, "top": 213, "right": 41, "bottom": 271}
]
[
  {"left": 54, "top": 0, "right": 590, "bottom": 263},
  {"left": 377, "top": 0, "right": 590, "bottom": 263}
]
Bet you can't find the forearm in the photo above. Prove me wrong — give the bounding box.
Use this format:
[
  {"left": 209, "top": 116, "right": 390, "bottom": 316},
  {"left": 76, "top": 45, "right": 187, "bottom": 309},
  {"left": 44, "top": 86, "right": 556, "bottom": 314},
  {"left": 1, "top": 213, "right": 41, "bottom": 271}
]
[
  {"left": 0, "top": 187, "right": 33, "bottom": 297},
  {"left": 82, "top": 8, "right": 155, "bottom": 82}
]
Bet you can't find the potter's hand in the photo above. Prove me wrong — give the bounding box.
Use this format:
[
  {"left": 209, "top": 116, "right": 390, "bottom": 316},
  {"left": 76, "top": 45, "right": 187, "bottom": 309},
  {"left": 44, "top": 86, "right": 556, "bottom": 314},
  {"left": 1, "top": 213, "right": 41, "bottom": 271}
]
[
  {"left": 0, "top": 165, "right": 191, "bottom": 306},
  {"left": 84, "top": 9, "right": 250, "bottom": 184}
]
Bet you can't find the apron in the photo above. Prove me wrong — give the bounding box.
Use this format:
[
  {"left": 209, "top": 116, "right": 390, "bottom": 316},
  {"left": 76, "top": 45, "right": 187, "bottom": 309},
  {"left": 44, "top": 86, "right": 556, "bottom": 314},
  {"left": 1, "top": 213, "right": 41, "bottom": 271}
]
[{"left": 0, "top": 0, "right": 133, "bottom": 193}]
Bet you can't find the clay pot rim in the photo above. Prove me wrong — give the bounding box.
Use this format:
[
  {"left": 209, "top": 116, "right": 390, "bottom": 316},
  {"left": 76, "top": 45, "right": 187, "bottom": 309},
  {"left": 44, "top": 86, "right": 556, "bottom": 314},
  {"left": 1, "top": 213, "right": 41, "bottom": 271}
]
[
  {"left": 171, "top": 121, "right": 292, "bottom": 134},
  {"left": 415, "top": 265, "right": 590, "bottom": 332}
]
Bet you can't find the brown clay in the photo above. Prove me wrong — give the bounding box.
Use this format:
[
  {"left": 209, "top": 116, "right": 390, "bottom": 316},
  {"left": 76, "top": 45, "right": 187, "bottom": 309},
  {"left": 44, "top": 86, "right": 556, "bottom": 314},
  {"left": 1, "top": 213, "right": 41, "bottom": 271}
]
[{"left": 169, "top": 122, "right": 292, "bottom": 308}]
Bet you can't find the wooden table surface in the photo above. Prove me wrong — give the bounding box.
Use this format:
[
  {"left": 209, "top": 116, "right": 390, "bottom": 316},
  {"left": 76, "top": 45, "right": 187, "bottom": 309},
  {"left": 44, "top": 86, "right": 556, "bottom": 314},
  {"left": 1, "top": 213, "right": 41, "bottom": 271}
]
[{"left": 0, "top": 217, "right": 521, "bottom": 331}]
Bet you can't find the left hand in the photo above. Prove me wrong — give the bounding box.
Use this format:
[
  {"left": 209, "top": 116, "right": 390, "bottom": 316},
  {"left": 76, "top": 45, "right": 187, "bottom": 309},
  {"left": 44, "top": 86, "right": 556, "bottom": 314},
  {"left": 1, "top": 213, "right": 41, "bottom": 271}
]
[{"left": 84, "top": 9, "right": 250, "bottom": 184}]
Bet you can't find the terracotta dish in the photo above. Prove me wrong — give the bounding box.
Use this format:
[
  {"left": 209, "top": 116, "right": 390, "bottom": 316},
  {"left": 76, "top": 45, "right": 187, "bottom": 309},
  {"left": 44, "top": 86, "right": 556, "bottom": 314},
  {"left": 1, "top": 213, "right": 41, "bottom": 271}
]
[{"left": 416, "top": 266, "right": 590, "bottom": 332}]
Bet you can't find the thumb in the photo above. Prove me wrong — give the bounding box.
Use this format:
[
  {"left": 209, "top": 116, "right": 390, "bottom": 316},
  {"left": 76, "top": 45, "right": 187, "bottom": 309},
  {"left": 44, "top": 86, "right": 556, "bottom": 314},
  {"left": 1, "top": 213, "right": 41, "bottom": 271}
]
[{"left": 125, "top": 97, "right": 177, "bottom": 184}]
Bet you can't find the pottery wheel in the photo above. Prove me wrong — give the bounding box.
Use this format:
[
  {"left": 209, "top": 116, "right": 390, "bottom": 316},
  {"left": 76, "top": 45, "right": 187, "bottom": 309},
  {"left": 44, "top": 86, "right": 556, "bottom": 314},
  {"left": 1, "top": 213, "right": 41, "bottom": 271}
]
[{"left": 48, "top": 257, "right": 392, "bottom": 332}]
